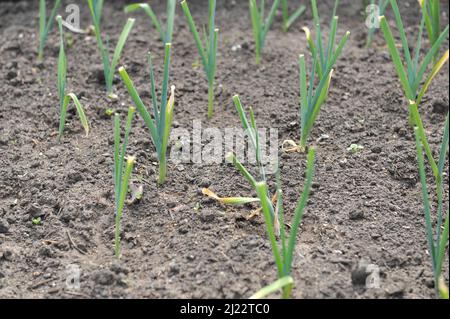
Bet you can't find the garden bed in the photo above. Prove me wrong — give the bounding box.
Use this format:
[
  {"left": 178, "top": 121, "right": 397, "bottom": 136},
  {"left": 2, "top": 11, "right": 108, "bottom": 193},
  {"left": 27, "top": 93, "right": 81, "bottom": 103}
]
[{"left": 0, "top": 0, "right": 448, "bottom": 298}]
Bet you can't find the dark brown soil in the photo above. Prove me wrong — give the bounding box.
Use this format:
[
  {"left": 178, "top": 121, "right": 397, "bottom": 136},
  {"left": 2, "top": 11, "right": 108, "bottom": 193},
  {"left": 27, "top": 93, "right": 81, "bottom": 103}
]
[{"left": 0, "top": 0, "right": 448, "bottom": 299}]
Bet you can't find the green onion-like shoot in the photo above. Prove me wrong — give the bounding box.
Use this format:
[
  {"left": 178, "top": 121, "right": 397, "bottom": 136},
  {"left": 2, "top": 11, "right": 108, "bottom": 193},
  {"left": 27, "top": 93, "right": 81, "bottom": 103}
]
[
  {"left": 181, "top": 0, "right": 218, "bottom": 119},
  {"left": 113, "top": 107, "right": 136, "bottom": 258},
  {"left": 419, "top": 0, "right": 442, "bottom": 62},
  {"left": 124, "top": 0, "right": 175, "bottom": 44},
  {"left": 379, "top": 0, "right": 448, "bottom": 173},
  {"left": 88, "top": 0, "right": 135, "bottom": 96},
  {"left": 249, "top": 0, "right": 280, "bottom": 64},
  {"left": 229, "top": 95, "right": 316, "bottom": 299},
  {"left": 281, "top": 0, "right": 305, "bottom": 32},
  {"left": 38, "top": 0, "right": 62, "bottom": 61},
  {"left": 119, "top": 43, "right": 175, "bottom": 185},
  {"left": 56, "top": 15, "right": 89, "bottom": 140},
  {"left": 365, "top": 0, "right": 388, "bottom": 48},
  {"left": 297, "top": 0, "right": 349, "bottom": 150},
  {"left": 413, "top": 114, "right": 449, "bottom": 299}
]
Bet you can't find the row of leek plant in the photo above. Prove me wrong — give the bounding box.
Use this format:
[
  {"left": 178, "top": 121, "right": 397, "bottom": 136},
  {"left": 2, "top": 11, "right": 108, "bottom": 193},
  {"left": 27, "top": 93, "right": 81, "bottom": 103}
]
[
  {"left": 379, "top": 0, "right": 449, "bottom": 298},
  {"left": 221, "top": 95, "right": 316, "bottom": 299},
  {"left": 284, "top": 0, "right": 349, "bottom": 152}
]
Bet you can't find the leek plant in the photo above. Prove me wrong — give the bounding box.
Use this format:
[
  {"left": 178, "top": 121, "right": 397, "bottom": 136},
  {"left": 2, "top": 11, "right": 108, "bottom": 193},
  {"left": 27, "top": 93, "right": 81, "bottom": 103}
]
[
  {"left": 119, "top": 44, "right": 175, "bottom": 185},
  {"left": 181, "top": 0, "right": 218, "bottom": 119},
  {"left": 113, "top": 107, "right": 136, "bottom": 258},
  {"left": 281, "top": 0, "right": 305, "bottom": 32},
  {"left": 229, "top": 95, "right": 316, "bottom": 299},
  {"left": 38, "top": 0, "right": 62, "bottom": 61},
  {"left": 365, "top": 0, "right": 388, "bottom": 48},
  {"left": 88, "top": 0, "right": 135, "bottom": 97},
  {"left": 302, "top": 0, "right": 350, "bottom": 79},
  {"left": 284, "top": 0, "right": 349, "bottom": 151},
  {"left": 56, "top": 16, "right": 89, "bottom": 140},
  {"left": 249, "top": 0, "right": 280, "bottom": 64},
  {"left": 124, "top": 0, "right": 176, "bottom": 44},
  {"left": 379, "top": 0, "right": 448, "bottom": 175},
  {"left": 419, "top": 0, "right": 442, "bottom": 61},
  {"left": 413, "top": 114, "right": 449, "bottom": 299}
]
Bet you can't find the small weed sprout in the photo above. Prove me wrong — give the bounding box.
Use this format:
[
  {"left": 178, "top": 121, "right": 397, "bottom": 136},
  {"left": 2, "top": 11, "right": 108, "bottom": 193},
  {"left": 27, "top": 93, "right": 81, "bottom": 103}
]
[
  {"left": 119, "top": 44, "right": 175, "bottom": 185},
  {"left": 181, "top": 0, "right": 218, "bottom": 118},
  {"left": 38, "top": 0, "right": 62, "bottom": 61},
  {"left": 124, "top": 0, "right": 176, "bottom": 44},
  {"left": 113, "top": 107, "right": 136, "bottom": 258},
  {"left": 56, "top": 16, "right": 89, "bottom": 140},
  {"left": 249, "top": 0, "right": 280, "bottom": 64},
  {"left": 88, "top": 0, "right": 135, "bottom": 97}
]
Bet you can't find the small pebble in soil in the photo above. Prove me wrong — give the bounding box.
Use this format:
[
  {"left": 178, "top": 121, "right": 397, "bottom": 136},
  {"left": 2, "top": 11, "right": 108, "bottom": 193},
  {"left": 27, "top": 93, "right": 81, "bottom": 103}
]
[
  {"left": 168, "top": 262, "right": 179, "bottom": 276},
  {"left": 6, "top": 70, "right": 17, "bottom": 80},
  {"left": 385, "top": 282, "right": 405, "bottom": 297},
  {"left": 27, "top": 204, "right": 43, "bottom": 218},
  {"left": 178, "top": 226, "right": 189, "bottom": 235},
  {"left": 0, "top": 249, "right": 13, "bottom": 261},
  {"left": 39, "top": 245, "right": 55, "bottom": 258},
  {"left": 317, "top": 134, "right": 330, "bottom": 142},
  {"left": 198, "top": 177, "right": 211, "bottom": 188},
  {"left": 93, "top": 270, "right": 116, "bottom": 286},
  {"left": 371, "top": 146, "right": 382, "bottom": 154},
  {"left": 432, "top": 98, "right": 448, "bottom": 114},
  {"left": 110, "top": 262, "right": 129, "bottom": 275},
  {"left": 0, "top": 135, "right": 9, "bottom": 146},
  {"left": 351, "top": 260, "right": 378, "bottom": 286},
  {"left": 231, "top": 44, "right": 241, "bottom": 52},
  {"left": 349, "top": 211, "right": 365, "bottom": 220},
  {"left": 199, "top": 210, "right": 216, "bottom": 223},
  {"left": 89, "top": 64, "right": 106, "bottom": 84},
  {"left": 0, "top": 219, "right": 10, "bottom": 233}
]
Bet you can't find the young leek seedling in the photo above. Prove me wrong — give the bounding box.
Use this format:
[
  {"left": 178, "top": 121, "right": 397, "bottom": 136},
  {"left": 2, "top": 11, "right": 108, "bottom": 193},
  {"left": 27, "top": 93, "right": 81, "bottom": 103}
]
[
  {"left": 285, "top": 0, "right": 349, "bottom": 151},
  {"left": 419, "top": 0, "right": 442, "bottom": 62},
  {"left": 124, "top": 0, "right": 176, "bottom": 44},
  {"left": 365, "top": 0, "right": 388, "bottom": 48},
  {"left": 281, "top": 0, "right": 305, "bottom": 32},
  {"left": 113, "top": 107, "right": 136, "bottom": 258},
  {"left": 249, "top": 0, "right": 280, "bottom": 64},
  {"left": 119, "top": 44, "right": 175, "bottom": 185},
  {"left": 229, "top": 95, "right": 316, "bottom": 299},
  {"left": 38, "top": 0, "right": 62, "bottom": 61},
  {"left": 88, "top": 0, "right": 135, "bottom": 97},
  {"left": 379, "top": 0, "right": 449, "bottom": 175},
  {"left": 413, "top": 113, "right": 449, "bottom": 299},
  {"left": 56, "top": 16, "right": 89, "bottom": 140},
  {"left": 181, "top": 0, "right": 218, "bottom": 119}
]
